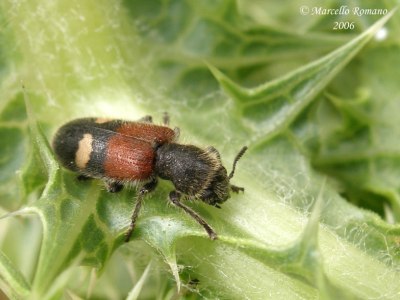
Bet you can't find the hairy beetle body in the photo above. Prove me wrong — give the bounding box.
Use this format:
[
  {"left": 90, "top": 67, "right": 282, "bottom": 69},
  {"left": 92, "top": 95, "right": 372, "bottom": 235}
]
[{"left": 52, "top": 116, "right": 247, "bottom": 241}]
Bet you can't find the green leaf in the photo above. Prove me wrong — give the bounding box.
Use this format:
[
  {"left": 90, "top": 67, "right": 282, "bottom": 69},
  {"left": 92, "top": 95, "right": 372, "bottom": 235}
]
[
  {"left": 1, "top": 1, "right": 400, "bottom": 299},
  {"left": 0, "top": 250, "right": 30, "bottom": 298},
  {"left": 209, "top": 10, "right": 395, "bottom": 144},
  {"left": 311, "top": 47, "right": 400, "bottom": 221}
]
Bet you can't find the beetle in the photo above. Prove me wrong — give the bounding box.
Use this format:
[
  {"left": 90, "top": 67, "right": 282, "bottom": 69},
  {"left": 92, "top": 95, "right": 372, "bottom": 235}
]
[{"left": 52, "top": 115, "right": 247, "bottom": 242}]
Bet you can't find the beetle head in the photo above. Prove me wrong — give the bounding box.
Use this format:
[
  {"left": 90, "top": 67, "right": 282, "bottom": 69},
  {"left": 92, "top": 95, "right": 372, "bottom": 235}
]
[{"left": 200, "top": 146, "right": 248, "bottom": 207}]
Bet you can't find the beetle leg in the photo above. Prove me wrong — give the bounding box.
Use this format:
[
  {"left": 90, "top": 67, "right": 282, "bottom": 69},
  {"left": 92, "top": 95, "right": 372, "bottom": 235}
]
[
  {"left": 125, "top": 178, "right": 158, "bottom": 242},
  {"left": 169, "top": 191, "right": 217, "bottom": 240},
  {"left": 138, "top": 115, "right": 153, "bottom": 123},
  {"left": 77, "top": 174, "right": 92, "bottom": 181},
  {"left": 105, "top": 181, "right": 124, "bottom": 193},
  {"left": 162, "top": 112, "right": 170, "bottom": 125},
  {"left": 230, "top": 185, "right": 244, "bottom": 193}
]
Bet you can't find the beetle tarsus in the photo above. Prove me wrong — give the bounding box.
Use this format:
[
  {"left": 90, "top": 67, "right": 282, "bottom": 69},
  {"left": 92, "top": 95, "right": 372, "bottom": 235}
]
[
  {"left": 139, "top": 115, "right": 153, "bottom": 123},
  {"left": 77, "top": 174, "right": 92, "bottom": 181},
  {"left": 162, "top": 112, "right": 170, "bottom": 126},
  {"left": 106, "top": 181, "right": 124, "bottom": 193},
  {"left": 230, "top": 185, "right": 244, "bottom": 193},
  {"left": 169, "top": 191, "right": 218, "bottom": 240}
]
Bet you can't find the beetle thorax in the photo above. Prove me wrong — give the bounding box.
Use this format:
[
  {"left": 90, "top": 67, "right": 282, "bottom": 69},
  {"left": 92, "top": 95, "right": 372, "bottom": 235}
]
[{"left": 155, "top": 143, "right": 230, "bottom": 203}]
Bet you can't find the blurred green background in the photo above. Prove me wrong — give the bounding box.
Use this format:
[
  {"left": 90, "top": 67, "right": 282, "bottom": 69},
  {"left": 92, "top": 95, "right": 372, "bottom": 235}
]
[{"left": 1, "top": 1, "right": 400, "bottom": 299}]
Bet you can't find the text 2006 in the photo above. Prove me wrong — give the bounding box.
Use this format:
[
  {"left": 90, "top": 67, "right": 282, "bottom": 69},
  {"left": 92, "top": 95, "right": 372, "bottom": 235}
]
[{"left": 333, "top": 22, "right": 355, "bottom": 30}]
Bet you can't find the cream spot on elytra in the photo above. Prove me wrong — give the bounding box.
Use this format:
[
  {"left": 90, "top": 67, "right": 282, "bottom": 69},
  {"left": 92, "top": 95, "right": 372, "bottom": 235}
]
[{"left": 75, "top": 133, "right": 93, "bottom": 169}]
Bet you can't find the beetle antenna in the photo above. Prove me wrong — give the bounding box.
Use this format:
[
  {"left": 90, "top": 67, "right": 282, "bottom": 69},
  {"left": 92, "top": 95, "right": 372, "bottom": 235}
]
[{"left": 228, "top": 146, "right": 248, "bottom": 179}]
